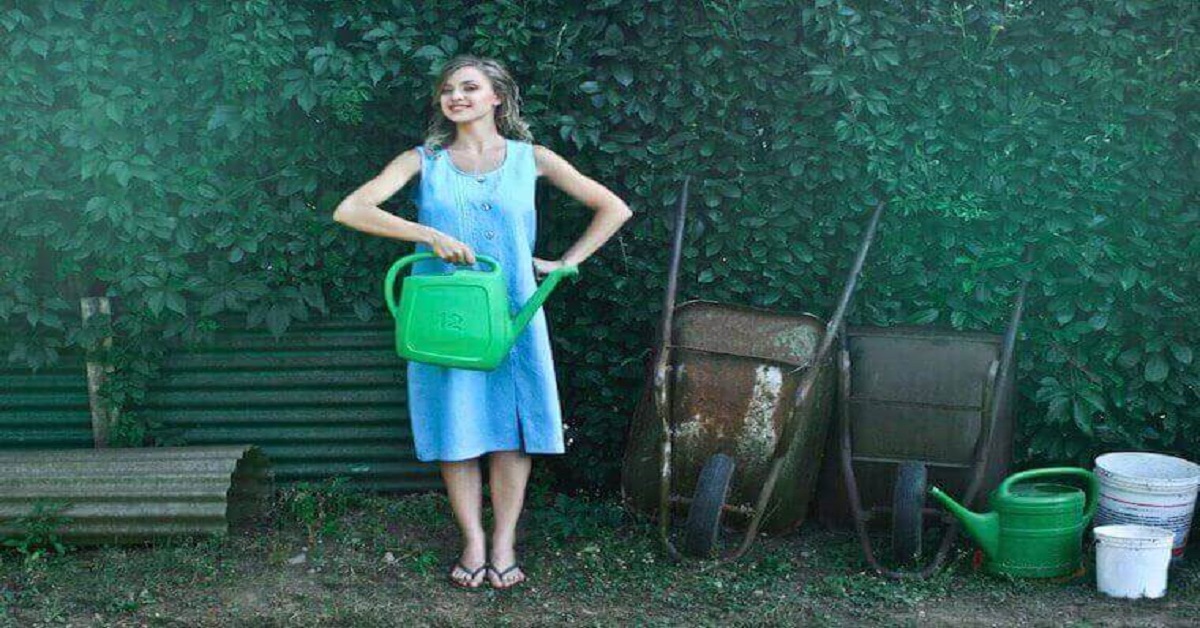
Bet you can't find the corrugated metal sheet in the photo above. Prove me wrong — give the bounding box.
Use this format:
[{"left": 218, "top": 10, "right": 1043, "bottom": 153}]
[
  {"left": 0, "top": 356, "right": 95, "bottom": 450},
  {"left": 139, "top": 315, "right": 442, "bottom": 492},
  {"left": 0, "top": 446, "right": 272, "bottom": 544}
]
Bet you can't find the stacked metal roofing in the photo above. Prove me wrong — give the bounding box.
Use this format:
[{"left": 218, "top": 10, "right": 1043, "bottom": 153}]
[{"left": 0, "top": 445, "right": 271, "bottom": 543}]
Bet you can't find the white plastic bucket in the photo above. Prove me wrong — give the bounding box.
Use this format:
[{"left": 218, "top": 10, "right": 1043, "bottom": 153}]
[
  {"left": 1094, "top": 452, "right": 1200, "bottom": 560},
  {"left": 1094, "top": 525, "right": 1175, "bottom": 599}
]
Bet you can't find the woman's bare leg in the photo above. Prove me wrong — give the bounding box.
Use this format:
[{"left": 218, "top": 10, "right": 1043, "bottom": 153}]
[
  {"left": 440, "top": 458, "right": 487, "bottom": 587},
  {"left": 487, "top": 450, "right": 531, "bottom": 588}
]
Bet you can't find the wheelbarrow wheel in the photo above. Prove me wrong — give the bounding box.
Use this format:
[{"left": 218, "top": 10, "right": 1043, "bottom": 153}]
[
  {"left": 683, "top": 453, "right": 736, "bottom": 558},
  {"left": 892, "top": 461, "right": 927, "bottom": 564}
]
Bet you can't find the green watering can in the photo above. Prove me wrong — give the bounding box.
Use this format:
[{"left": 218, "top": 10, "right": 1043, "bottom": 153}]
[
  {"left": 930, "top": 467, "right": 1099, "bottom": 578},
  {"left": 383, "top": 253, "right": 578, "bottom": 371}
]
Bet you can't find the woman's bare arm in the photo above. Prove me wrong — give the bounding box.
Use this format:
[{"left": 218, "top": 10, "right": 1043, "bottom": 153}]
[
  {"left": 534, "top": 145, "right": 632, "bottom": 268},
  {"left": 333, "top": 149, "right": 475, "bottom": 264}
]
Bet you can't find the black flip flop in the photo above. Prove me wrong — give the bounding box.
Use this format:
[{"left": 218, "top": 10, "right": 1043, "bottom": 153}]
[
  {"left": 487, "top": 563, "right": 526, "bottom": 590},
  {"left": 449, "top": 562, "right": 488, "bottom": 588}
]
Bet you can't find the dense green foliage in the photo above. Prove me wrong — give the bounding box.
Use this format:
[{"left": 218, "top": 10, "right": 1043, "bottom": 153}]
[{"left": 2, "top": 1, "right": 1196, "bottom": 487}]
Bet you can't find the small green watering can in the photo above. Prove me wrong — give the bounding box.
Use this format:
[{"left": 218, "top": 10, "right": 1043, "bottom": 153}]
[
  {"left": 930, "top": 467, "right": 1099, "bottom": 578},
  {"left": 384, "top": 253, "right": 578, "bottom": 371}
]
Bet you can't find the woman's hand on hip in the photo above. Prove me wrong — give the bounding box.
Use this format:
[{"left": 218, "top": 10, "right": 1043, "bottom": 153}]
[{"left": 428, "top": 230, "right": 476, "bottom": 265}]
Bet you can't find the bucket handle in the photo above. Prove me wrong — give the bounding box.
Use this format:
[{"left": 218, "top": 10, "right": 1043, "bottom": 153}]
[
  {"left": 997, "top": 467, "right": 1100, "bottom": 523},
  {"left": 383, "top": 253, "right": 501, "bottom": 317}
]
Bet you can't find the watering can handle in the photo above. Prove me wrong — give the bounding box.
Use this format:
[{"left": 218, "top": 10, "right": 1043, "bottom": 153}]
[
  {"left": 996, "top": 467, "right": 1101, "bottom": 523},
  {"left": 546, "top": 264, "right": 580, "bottom": 280},
  {"left": 383, "top": 253, "right": 501, "bottom": 317}
]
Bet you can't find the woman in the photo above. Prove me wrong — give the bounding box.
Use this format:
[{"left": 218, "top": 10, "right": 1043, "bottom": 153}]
[{"left": 333, "top": 55, "right": 632, "bottom": 590}]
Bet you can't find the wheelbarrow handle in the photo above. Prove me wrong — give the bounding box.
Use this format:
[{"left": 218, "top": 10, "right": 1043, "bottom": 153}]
[
  {"left": 654, "top": 176, "right": 690, "bottom": 563},
  {"left": 775, "top": 199, "right": 886, "bottom": 458},
  {"left": 729, "top": 200, "right": 886, "bottom": 562}
]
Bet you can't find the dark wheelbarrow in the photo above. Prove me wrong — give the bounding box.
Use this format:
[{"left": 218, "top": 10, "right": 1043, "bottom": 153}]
[
  {"left": 816, "top": 251, "right": 1032, "bottom": 578},
  {"left": 621, "top": 178, "right": 886, "bottom": 560}
]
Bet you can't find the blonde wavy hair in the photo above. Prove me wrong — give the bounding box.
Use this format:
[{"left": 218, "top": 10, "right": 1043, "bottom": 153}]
[{"left": 423, "top": 55, "right": 533, "bottom": 150}]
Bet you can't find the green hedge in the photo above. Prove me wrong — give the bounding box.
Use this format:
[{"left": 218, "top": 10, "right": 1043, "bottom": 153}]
[{"left": 2, "top": 1, "right": 1196, "bottom": 487}]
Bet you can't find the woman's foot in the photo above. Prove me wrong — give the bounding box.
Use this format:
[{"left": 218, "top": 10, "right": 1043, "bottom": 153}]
[
  {"left": 448, "top": 562, "right": 487, "bottom": 588},
  {"left": 449, "top": 541, "right": 487, "bottom": 588},
  {"left": 487, "top": 562, "right": 526, "bottom": 590},
  {"left": 487, "top": 545, "right": 526, "bottom": 589}
]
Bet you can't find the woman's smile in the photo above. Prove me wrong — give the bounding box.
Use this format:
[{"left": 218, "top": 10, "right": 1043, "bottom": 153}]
[{"left": 439, "top": 66, "right": 500, "bottom": 120}]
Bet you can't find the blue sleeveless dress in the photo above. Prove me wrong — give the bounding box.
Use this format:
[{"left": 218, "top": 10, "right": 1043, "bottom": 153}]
[{"left": 406, "top": 139, "right": 566, "bottom": 462}]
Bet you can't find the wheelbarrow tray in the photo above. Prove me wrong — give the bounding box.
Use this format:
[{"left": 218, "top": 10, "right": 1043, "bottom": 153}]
[
  {"left": 622, "top": 300, "right": 836, "bottom": 533},
  {"left": 817, "top": 325, "right": 1016, "bottom": 528}
]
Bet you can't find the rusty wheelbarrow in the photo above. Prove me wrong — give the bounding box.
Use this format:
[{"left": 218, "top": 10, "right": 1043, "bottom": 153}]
[{"left": 621, "top": 178, "right": 885, "bottom": 559}]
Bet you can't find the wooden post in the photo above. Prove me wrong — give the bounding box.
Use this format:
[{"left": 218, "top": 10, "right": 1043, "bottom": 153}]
[{"left": 80, "top": 296, "right": 118, "bottom": 448}]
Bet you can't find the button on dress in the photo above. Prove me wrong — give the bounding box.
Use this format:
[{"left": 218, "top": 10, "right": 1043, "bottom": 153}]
[{"left": 406, "top": 139, "right": 566, "bottom": 462}]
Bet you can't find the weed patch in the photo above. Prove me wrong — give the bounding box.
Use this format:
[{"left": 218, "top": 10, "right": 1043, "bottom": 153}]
[{"left": 1, "top": 501, "right": 73, "bottom": 565}]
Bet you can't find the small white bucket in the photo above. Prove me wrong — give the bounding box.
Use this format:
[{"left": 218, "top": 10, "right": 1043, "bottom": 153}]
[
  {"left": 1094, "top": 452, "right": 1200, "bottom": 560},
  {"left": 1094, "top": 525, "right": 1175, "bottom": 599}
]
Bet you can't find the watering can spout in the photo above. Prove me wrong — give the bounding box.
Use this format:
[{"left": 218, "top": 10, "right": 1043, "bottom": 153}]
[
  {"left": 510, "top": 264, "right": 579, "bottom": 340},
  {"left": 930, "top": 486, "right": 1000, "bottom": 560}
]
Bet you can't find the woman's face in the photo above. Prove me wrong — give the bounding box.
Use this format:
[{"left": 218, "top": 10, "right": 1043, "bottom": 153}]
[{"left": 439, "top": 66, "right": 502, "bottom": 125}]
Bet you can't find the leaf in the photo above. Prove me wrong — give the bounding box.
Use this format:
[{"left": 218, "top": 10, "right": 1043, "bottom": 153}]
[
  {"left": 1072, "top": 399, "right": 1094, "bottom": 437},
  {"left": 907, "top": 309, "right": 939, "bottom": 325},
  {"left": 1047, "top": 396, "right": 1069, "bottom": 424},
  {"left": 579, "top": 81, "right": 601, "bottom": 94},
  {"left": 613, "top": 66, "right": 634, "bottom": 87},
  {"left": 162, "top": 291, "right": 185, "bottom": 315},
  {"left": 105, "top": 101, "right": 124, "bottom": 125},
  {"left": 1078, "top": 388, "right": 1106, "bottom": 413},
  {"left": 877, "top": 49, "right": 900, "bottom": 66},
  {"left": 368, "top": 61, "right": 386, "bottom": 85},
  {"left": 297, "top": 89, "right": 316, "bottom": 113},
  {"left": 55, "top": 1, "right": 85, "bottom": 19},
  {"left": 1117, "top": 347, "right": 1141, "bottom": 369},
  {"left": 148, "top": 291, "right": 165, "bottom": 316},
  {"left": 266, "top": 305, "right": 290, "bottom": 337},
  {"left": 1144, "top": 354, "right": 1169, "bottom": 383},
  {"left": 109, "top": 161, "right": 131, "bottom": 187},
  {"left": 1119, "top": 267, "right": 1138, "bottom": 290},
  {"left": 1170, "top": 343, "right": 1193, "bottom": 366},
  {"left": 413, "top": 45, "right": 444, "bottom": 60}
]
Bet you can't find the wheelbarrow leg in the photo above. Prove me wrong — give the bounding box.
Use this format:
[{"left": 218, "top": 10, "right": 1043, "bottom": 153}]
[{"left": 655, "top": 359, "right": 680, "bottom": 560}]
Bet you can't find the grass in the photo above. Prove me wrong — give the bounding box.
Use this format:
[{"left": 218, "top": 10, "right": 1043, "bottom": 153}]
[{"left": 2, "top": 490, "right": 1198, "bottom": 626}]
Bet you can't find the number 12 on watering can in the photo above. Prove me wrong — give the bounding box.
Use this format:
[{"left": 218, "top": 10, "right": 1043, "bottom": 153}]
[{"left": 383, "top": 253, "right": 578, "bottom": 371}]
